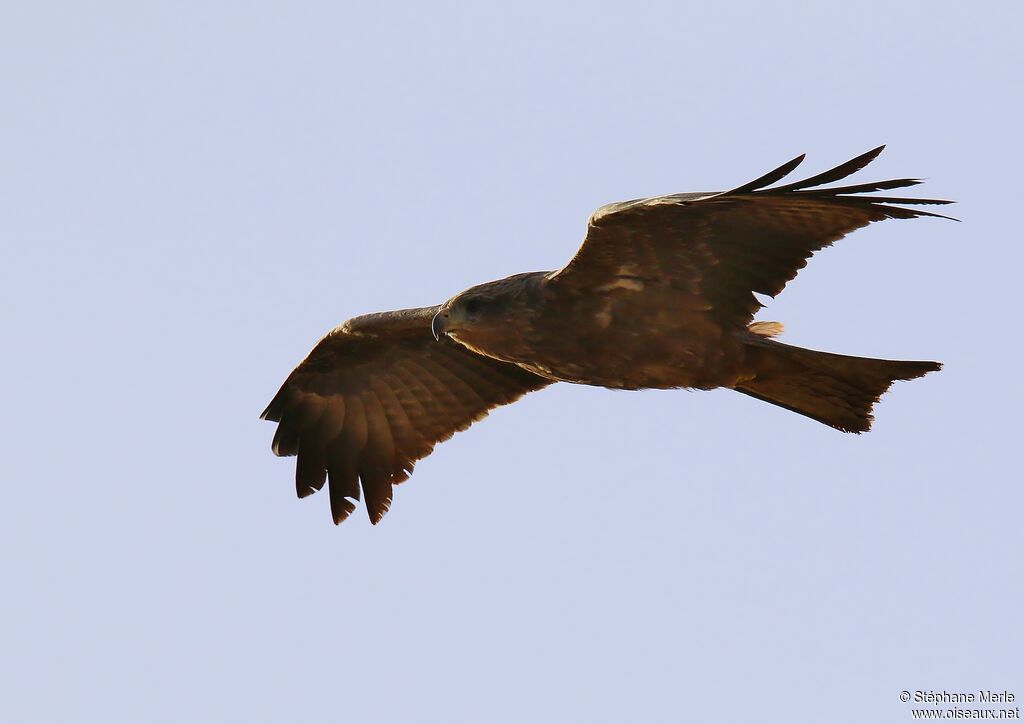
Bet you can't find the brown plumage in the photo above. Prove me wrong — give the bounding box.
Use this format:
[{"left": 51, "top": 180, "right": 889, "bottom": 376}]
[{"left": 262, "top": 146, "right": 949, "bottom": 524}]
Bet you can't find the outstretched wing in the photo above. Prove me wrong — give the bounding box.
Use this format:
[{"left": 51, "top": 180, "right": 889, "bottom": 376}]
[
  {"left": 261, "top": 306, "right": 552, "bottom": 525},
  {"left": 549, "top": 146, "right": 953, "bottom": 329}
]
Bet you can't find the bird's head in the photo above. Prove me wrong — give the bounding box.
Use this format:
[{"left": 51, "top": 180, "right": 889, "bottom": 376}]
[
  {"left": 432, "top": 286, "right": 508, "bottom": 342},
  {"left": 431, "top": 273, "right": 545, "bottom": 352}
]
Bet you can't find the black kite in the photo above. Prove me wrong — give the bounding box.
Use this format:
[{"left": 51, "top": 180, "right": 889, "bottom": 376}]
[{"left": 262, "top": 147, "right": 949, "bottom": 524}]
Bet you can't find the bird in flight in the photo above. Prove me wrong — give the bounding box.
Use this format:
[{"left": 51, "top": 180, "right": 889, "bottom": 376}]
[{"left": 262, "top": 146, "right": 950, "bottom": 525}]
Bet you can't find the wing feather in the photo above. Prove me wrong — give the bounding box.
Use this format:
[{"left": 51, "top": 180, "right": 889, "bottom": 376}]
[
  {"left": 770, "top": 145, "right": 886, "bottom": 191},
  {"left": 724, "top": 153, "right": 806, "bottom": 194},
  {"left": 368, "top": 378, "right": 419, "bottom": 483},
  {"left": 359, "top": 390, "right": 396, "bottom": 523},
  {"left": 329, "top": 394, "right": 367, "bottom": 524},
  {"left": 296, "top": 434, "right": 328, "bottom": 498}
]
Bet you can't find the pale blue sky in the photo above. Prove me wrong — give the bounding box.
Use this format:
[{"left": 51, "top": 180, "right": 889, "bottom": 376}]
[{"left": 2, "top": 2, "right": 1021, "bottom": 722}]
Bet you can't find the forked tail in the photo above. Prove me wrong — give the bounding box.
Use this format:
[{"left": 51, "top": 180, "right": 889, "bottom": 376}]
[{"left": 736, "top": 337, "right": 941, "bottom": 433}]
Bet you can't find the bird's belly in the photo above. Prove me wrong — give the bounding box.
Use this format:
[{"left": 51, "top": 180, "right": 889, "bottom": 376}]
[{"left": 514, "top": 326, "right": 744, "bottom": 391}]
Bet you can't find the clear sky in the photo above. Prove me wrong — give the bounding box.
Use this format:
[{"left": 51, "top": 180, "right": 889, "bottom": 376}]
[{"left": 2, "top": 2, "right": 1021, "bottom": 722}]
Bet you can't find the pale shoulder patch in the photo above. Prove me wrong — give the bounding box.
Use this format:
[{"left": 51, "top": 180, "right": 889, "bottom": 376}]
[
  {"left": 596, "top": 277, "right": 644, "bottom": 292},
  {"left": 587, "top": 192, "right": 716, "bottom": 225},
  {"left": 596, "top": 263, "right": 645, "bottom": 292},
  {"left": 748, "top": 321, "right": 784, "bottom": 337}
]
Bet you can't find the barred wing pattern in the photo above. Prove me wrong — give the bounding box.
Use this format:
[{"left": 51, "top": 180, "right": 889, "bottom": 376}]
[
  {"left": 551, "top": 146, "right": 953, "bottom": 329},
  {"left": 261, "top": 307, "right": 551, "bottom": 524}
]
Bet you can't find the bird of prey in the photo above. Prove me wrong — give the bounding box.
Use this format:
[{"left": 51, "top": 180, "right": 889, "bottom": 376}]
[{"left": 262, "top": 146, "right": 949, "bottom": 525}]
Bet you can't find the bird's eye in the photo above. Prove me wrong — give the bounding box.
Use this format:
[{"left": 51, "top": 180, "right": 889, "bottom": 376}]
[{"left": 464, "top": 299, "right": 481, "bottom": 315}]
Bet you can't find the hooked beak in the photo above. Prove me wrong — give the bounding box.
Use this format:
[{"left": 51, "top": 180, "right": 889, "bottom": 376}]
[{"left": 431, "top": 310, "right": 449, "bottom": 341}]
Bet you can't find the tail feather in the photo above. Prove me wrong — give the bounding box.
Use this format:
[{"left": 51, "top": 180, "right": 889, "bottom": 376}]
[{"left": 736, "top": 338, "right": 940, "bottom": 433}]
